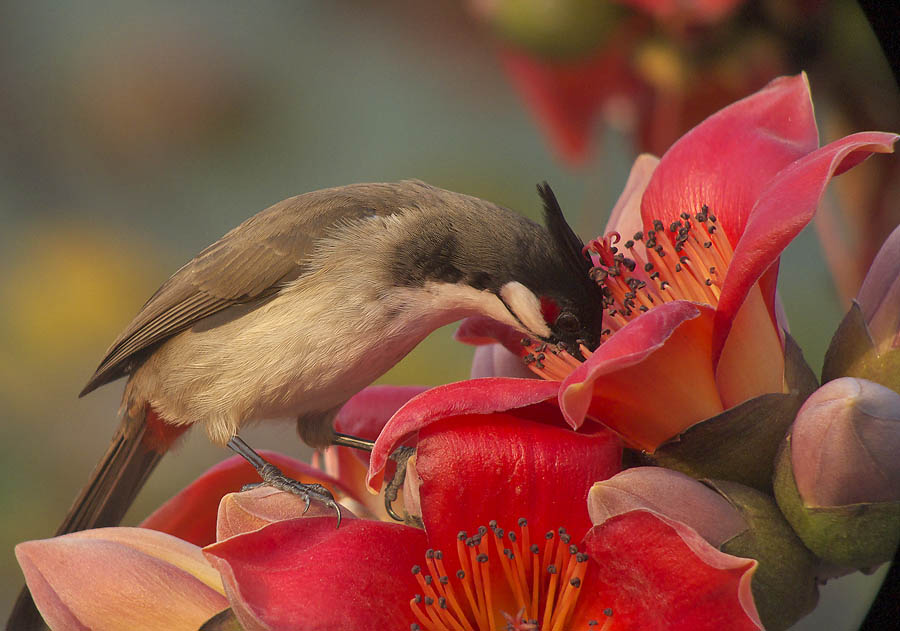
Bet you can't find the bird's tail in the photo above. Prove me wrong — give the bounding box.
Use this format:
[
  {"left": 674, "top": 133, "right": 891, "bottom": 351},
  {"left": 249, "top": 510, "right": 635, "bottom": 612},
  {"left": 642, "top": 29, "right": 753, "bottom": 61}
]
[{"left": 7, "top": 406, "right": 186, "bottom": 631}]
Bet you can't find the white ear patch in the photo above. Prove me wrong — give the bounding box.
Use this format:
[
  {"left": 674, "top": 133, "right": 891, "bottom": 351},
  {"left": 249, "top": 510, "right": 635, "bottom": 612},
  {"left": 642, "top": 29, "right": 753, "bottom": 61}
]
[{"left": 499, "top": 281, "right": 552, "bottom": 339}]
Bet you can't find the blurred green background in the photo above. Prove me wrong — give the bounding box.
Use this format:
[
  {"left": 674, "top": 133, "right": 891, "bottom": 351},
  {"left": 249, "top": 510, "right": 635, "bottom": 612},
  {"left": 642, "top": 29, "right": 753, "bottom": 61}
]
[{"left": 1, "top": 1, "right": 896, "bottom": 627}]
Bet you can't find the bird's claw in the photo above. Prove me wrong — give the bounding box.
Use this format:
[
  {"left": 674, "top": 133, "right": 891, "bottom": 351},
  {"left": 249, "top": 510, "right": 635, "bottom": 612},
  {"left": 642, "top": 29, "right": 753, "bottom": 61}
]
[
  {"left": 384, "top": 446, "right": 416, "bottom": 522},
  {"left": 243, "top": 464, "right": 342, "bottom": 527}
]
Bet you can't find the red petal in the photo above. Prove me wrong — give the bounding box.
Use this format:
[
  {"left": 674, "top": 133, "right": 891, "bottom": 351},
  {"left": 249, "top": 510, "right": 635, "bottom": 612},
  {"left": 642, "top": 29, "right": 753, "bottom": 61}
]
[
  {"left": 640, "top": 73, "right": 818, "bottom": 250},
  {"left": 415, "top": 415, "right": 621, "bottom": 561},
  {"left": 203, "top": 517, "right": 425, "bottom": 630},
  {"left": 559, "top": 301, "right": 723, "bottom": 451},
  {"left": 332, "top": 385, "right": 429, "bottom": 438},
  {"left": 575, "top": 510, "right": 761, "bottom": 631},
  {"left": 367, "top": 378, "right": 561, "bottom": 490},
  {"left": 714, "top": 130, "right": 898, "bottom": 361},
  {"left": 500, "top": 45, "right": 636, "bottom": 165},
  {"left": 141, "top": 452, "right": 351, "bottom": 547}
]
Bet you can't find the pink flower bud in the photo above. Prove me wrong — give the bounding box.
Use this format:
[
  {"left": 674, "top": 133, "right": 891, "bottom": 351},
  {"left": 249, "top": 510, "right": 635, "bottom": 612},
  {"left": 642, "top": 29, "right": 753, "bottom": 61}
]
[
  {"left": 774, "top": 377, "right": 900, "bottom": 569},
  {"left": 790, "top": 377, "right": 900, "bottom": 507},
  {"left": 857, "top": 224, "right": 900, "bottom": 354}
]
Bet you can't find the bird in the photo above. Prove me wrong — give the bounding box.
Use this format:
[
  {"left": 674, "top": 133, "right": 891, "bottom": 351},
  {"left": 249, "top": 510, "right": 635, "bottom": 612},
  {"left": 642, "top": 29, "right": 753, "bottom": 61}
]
[{"left": 9, "top": 179, "right": 602, "bottom": 629}]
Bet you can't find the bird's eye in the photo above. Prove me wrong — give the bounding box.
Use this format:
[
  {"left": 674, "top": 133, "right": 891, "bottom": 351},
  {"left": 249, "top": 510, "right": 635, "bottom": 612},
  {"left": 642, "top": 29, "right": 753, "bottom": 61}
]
[{"left": 556, "top": 311, "right": 580, "bottom": 334}]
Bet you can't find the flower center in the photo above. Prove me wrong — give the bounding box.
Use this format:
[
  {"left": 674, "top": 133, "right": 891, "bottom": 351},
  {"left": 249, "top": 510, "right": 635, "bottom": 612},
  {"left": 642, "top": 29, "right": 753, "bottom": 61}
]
[
  {"left": 409, "top": 519, "right": 614, "bottom": 631},
  {"left": 525, "top": 205, "right": 733, "bottom": 381}
]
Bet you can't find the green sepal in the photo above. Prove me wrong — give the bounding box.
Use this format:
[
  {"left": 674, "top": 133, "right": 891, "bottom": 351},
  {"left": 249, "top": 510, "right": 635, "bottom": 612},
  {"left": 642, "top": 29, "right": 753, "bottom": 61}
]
[
  {"left": 642, "top": 334, "right": 817, "bottom": 491},
  {"left": 773, "top": 436, "right": 900, "bottom": 569},
  {"left": 707, "top": 480, "right": 819, "bottom": 631},
  {"left": 822, "top": 301, "right": 900, "bottom": 393},
  {"left": 199, "top": 608, "right": 244, "bottom": 631}
]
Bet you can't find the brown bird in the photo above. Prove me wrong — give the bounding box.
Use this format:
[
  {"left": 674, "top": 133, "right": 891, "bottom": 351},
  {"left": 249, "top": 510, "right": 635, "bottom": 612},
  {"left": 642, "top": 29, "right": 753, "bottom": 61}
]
[{"left": 9, "top": 180, "right": 602, "bottom": 630}]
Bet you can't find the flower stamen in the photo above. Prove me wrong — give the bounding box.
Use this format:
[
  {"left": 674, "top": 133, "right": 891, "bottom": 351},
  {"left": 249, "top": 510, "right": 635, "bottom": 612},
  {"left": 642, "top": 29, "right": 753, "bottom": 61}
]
[
  {"left": 409, "top": 520, "right": 611, "bottom": 631},
  {"left": 522, "top": 205, "right": 733, "bottom": 381}
]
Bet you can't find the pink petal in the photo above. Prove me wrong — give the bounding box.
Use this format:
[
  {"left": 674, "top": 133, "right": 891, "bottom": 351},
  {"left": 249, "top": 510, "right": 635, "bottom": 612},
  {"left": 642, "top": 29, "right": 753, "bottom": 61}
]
[
  {"left": 204, "top": 517, "right": 425, "bottom": 630},
  {"left": 559, "top": 301, "right": 723, "bottom": 451},
  {"left": 216, "top": 487, "right": 355, "bottom": 541},
  {"left": 16, "top": 528, "right": 227, "bottom": 631},
  {"left": 415, "top": 415, "right": 621, "bottom": 559},
  {"left": 577, "top": 510, "right": 761, "bottom": 631},
  {"left": 367, "top": 378, "right": 561, "bottom": 490},
  {"left": 640, "top": 73, "right": 818, "bottom": 250},
  {"left": 604, "top": 153, "right": 660, "bottom": 262},
  {"left": 141, "top": 451, "right": 351, "bottom": 547},
  {"left": 470, "top": 343, "right": 537, "bottom": 379},
  {"left": 455, "top": 314, "right": 528, "bottom": 355},
  {"left": 588, "top": 467, "right": 747, "bottom": 548},
  {"left": 714, "top": 131, "right": 899, "bottom": 362}
]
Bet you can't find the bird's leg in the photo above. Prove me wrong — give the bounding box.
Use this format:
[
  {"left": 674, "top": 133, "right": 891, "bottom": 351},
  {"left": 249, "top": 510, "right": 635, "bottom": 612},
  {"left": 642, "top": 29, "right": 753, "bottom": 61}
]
[
  {"left": 226, "top": 435, "right": 342, "bottom": 526},
  {"left": 327, "top": 433, "right": 415, "bottom": 523},
  {"left": 330, "top": 432, "right": 375, "bottom": 452}
]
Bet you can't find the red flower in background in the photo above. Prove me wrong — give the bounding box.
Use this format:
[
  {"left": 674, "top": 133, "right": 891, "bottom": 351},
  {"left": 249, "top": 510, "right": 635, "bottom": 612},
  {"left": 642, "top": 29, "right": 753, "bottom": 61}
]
[{"left": 471, "top": 0, "right": 802, "bottom": 164}]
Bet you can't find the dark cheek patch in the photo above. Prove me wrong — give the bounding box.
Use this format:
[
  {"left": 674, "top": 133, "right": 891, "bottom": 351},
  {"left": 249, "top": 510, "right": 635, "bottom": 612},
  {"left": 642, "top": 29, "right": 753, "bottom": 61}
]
[{"left": 539, "top": 296, "right": 560, "bottom": 325}]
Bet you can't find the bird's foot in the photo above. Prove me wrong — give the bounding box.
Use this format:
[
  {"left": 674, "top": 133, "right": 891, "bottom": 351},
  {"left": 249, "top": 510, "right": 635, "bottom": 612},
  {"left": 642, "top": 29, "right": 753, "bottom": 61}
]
[
  {"left": 227, "top": 434, "right": 342, "bottom": 527},
  {"left": 243, "top": 463, "right": 342, "bottom": 527},
  {"left": 384, "top": 446, "right": 416, "bottom": 522}
]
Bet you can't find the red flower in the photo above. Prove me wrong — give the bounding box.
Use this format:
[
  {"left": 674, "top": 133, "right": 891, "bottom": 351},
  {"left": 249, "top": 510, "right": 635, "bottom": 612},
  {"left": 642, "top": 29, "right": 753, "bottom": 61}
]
[
  {"left": 439, "top": 74, "right": 897, "bottom": 452},
  {"left": 204, "top": 413, "right": 761, "bottom": 630}
]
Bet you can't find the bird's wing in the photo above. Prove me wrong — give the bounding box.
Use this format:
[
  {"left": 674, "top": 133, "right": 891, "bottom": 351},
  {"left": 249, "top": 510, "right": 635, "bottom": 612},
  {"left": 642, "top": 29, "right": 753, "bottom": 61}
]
[{"left": 81, "top": 181, "right": 431, "bottom": 395}]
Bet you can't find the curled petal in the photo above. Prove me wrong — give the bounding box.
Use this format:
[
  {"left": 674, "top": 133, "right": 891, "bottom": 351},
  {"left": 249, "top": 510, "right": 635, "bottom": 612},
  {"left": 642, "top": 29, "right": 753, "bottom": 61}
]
[
  {"left": 204, "top": 517, "right": 425, "bottom": 630},
  {"left": 16, "top": 528, "right": 227, "bottom": 631},
  {"left": 141, "top": 452, "right": 351, "bottom": 547},
  {"left": 588, "top": 468, "right": 747, "bottom": 547},
  {"left": 216, "top": 487, "right": 355, "bottom": 541},
  {"left": 368, "top": 378, "right": 560, "bottom": 490},
  {"left": 560, "top": 301, "right": 723, "bottom": 451},
  {"left": 714, "top": 130, "right": 898, "bottom": 363},
  {"left": 578, "top": 510, "right": 762, "bottom": 631},
  {"left": 415, "top": 415, "right": 621, "bottom": 556}
]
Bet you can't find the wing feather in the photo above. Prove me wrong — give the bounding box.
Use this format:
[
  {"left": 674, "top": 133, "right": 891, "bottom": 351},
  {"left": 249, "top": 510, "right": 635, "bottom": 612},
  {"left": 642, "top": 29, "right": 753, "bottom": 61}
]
[{"left": 80, "top": 180, "right": 435, "bottom": 396}]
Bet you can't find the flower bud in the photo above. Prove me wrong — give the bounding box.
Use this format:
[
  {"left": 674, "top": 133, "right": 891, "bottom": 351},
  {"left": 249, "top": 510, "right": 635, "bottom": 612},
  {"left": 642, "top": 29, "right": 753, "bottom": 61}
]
[
  {"left": 774, "top": 377, "right": 900, "bottom": 569},
  {"left": 857, "top": 224, "right": 900, "bottom": 354},
  {"left": 823, "top": 225, "right": 900, "bottom": 393}
]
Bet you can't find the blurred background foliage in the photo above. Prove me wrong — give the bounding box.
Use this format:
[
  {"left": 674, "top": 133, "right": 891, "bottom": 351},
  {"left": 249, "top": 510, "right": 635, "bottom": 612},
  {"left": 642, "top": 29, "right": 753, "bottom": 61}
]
[{"left": 0, "top": 1, "right": 896, "bottom": 626}]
